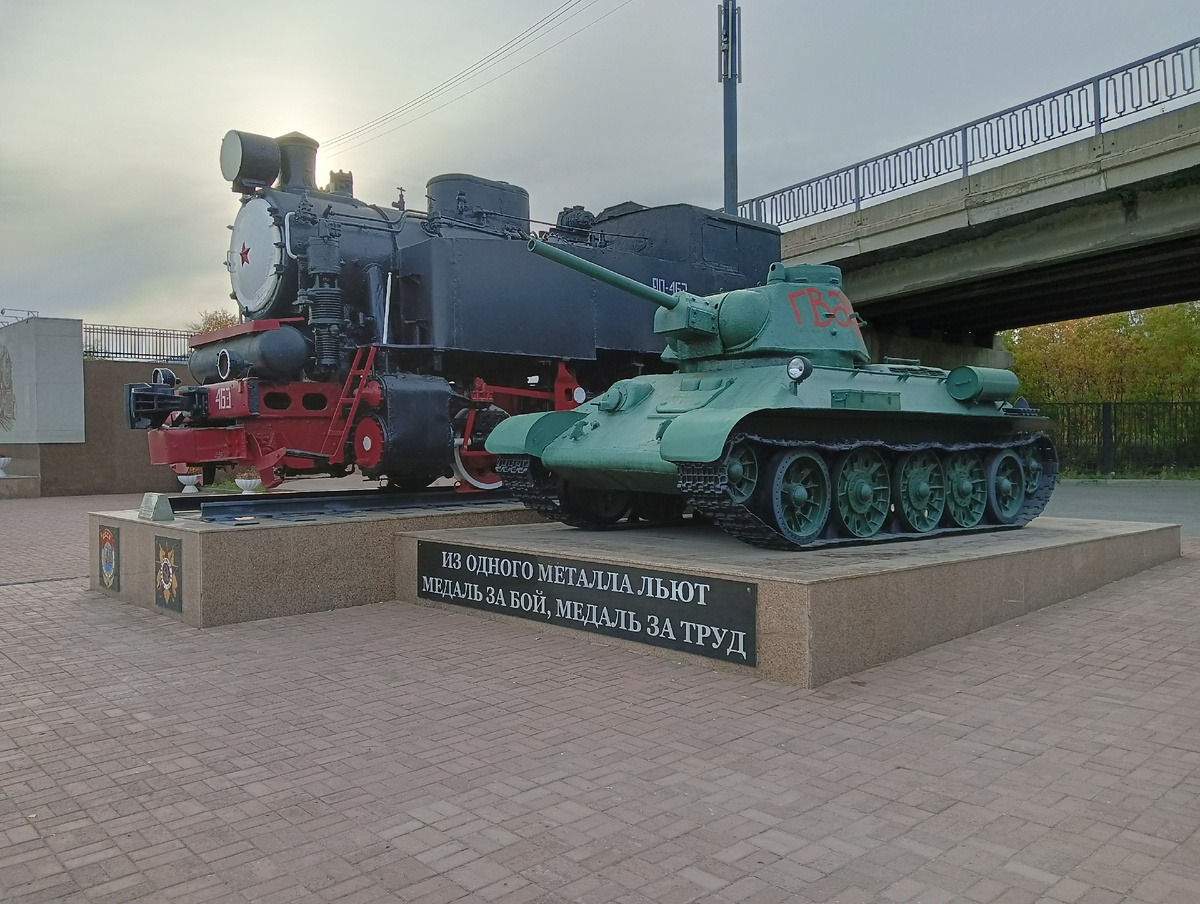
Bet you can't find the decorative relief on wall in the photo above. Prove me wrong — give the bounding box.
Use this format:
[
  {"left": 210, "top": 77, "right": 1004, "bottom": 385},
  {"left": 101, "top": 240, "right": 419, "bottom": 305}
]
[{"left": 0, "top": 344, "right": 15, "bottom": 431}]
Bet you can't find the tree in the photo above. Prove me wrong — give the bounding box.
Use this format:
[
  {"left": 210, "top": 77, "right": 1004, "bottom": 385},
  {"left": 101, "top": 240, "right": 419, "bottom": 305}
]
[
  {"left": 1003, "top": 301, "right": 1200, "bottom": 402},
  {"left": 186, "top": 307, "right": 241, "bottom": 337}
]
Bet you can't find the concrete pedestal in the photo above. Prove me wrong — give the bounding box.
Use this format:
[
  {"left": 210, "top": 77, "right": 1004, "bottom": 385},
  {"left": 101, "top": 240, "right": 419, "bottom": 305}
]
[
  {"left": 0, "top": 476, "right": 40, "bottom": 499},
  {"left": 89, "top": 502, "right": 542, "bottom": 627},
  {"left": 395, "top": 517, "right": 1180, "bottom": 687}
]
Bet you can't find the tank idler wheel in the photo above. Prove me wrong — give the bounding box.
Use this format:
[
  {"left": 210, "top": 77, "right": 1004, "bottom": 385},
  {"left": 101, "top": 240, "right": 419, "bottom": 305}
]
[
  {"left": 892, "top": 450, "right": 946, "bottom": 533},
  {"left": 942, "top": 451, "right": 987, "bottom": 528},
  {"left": 985, "top": 449, "right": 1026, "bottom": 524},
  {"left": 724, "top": 441, "right": 759, "bottom": 504},
  {"left": 1020, "top": 445, "right": 1044, "bottom": 494},
  {"left": 561, "top": 483, "right": 632, "bottom": 527},
  {"left": 765, "top": 449, "right": 831, "bottom": 546},
  {"left": 832, "top": 448, "right": 892, "bottom": 538},
  {"left": 631, "top": 492, "right": 688, "bottom": 524}
]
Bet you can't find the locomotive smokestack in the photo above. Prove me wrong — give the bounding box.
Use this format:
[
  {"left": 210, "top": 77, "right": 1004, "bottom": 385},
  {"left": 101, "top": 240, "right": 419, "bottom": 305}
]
[{"left": 276, "top": 132, "right": 319, "bottom": 191}]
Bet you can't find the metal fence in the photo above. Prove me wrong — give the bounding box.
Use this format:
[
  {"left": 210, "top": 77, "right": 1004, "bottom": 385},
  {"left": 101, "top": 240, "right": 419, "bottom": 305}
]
[
  {"left": 1039, "top": 402, "right": 1200, "bottom": 474},
  {"left": 82, "top": 324, "right": 190, "bottom": 363},
  {"left": 740, "top": 37, "right": 1200, "bottom": 227}
]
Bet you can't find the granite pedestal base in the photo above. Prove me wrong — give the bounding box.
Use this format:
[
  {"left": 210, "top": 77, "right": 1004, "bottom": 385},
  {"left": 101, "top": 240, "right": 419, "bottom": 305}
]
[
  {"left": 89, "top": 501, "right": 541, "bottom": 627},
  {"left": 395, "top": 517, "right": 1181, "bottom": 687}
]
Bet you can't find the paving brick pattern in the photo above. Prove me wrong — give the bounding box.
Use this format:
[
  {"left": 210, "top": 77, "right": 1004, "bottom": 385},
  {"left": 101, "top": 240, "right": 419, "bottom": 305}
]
[{"left": 1, "top": 495, "right": 1199, "bottom": 903}]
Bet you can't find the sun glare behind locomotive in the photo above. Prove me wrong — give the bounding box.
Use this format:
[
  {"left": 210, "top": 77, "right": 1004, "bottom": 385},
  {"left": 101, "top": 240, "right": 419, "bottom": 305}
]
[{"left": 126, "top": 130, "right": 780, "bottom": 489}]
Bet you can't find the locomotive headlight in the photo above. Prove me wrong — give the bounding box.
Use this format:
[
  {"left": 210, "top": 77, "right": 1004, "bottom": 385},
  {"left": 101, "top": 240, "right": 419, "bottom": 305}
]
[
  {"left": 786, "top": 356, "right": 813, "bottom": 383},
  {"left": 220, "top": 130, "right": 281, "bottom": 193}
]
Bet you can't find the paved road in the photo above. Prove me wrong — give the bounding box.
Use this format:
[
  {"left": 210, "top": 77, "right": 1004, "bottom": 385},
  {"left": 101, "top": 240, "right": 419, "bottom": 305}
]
[
  {"left": 0, "top": 490, "right": 1198, "bottom": 903},
  {"left": 1042, "top": 480, "right": 1200, "bottom": 537}
]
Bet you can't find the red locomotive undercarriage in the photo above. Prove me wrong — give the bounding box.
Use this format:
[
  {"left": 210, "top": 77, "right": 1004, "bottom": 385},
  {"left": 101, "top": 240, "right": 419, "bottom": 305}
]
[{"left": 147, "top": 320, "right": 583, "bottom": 492}]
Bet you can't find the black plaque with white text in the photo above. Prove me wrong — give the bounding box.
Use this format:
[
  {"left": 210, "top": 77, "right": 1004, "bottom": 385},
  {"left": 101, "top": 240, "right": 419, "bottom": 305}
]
[{"left": 416, "top": 540, "right": 757, "bottom": 664}]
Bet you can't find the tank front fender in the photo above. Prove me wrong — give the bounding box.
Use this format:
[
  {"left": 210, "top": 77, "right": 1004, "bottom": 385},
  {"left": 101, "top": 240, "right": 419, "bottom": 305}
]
[
  {"left": 658, "top": 408, "right": 759, "bottom": 463},
  {"left": 485, "top": 409, "right": 587, "bottom": 457}
]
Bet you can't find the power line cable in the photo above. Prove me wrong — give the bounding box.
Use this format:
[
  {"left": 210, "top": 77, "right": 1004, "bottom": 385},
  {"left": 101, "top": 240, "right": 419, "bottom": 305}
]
[
  {"left": 325, "top": 1, "right": 593, "bottom": 148},
  {"left": 327, "top": 0, "right": 637, "bottom": 158}
]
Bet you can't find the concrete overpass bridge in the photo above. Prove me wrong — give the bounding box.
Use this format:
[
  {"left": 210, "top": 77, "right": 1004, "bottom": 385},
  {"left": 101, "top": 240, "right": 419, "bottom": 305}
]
[{"left": 739, "top": 38, "right": 1200, "bottom": 367}]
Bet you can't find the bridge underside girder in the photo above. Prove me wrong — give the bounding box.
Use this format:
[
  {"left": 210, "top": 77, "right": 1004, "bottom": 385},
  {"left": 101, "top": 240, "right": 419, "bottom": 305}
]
[
  {"left": 862, "top": 230, "right": 1200, "bottom": 336},
  {"left": 784, "top": 106, "right": 1200, "bottom": 339}
]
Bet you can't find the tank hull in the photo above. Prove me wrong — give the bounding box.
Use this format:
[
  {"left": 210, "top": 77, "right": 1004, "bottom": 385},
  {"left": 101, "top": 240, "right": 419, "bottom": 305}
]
[{"left": 487, "top": 361, "right": 1058, "bottom": 548}]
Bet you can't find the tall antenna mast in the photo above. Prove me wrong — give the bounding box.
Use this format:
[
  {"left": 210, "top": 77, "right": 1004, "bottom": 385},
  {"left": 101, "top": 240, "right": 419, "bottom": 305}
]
[{"left": 718, "top": 0, "right": 742, "bottom": 215}]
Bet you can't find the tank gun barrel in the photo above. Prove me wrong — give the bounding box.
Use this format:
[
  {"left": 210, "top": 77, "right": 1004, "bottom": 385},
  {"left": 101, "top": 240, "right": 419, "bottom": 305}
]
[{"left": 528, "top": 238, "right": 679, "bottom": 309}]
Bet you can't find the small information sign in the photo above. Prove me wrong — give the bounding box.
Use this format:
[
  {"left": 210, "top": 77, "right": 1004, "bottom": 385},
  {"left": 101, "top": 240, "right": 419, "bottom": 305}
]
[{"left": 417, "top": 540, "right": 757, "bottom": 664}]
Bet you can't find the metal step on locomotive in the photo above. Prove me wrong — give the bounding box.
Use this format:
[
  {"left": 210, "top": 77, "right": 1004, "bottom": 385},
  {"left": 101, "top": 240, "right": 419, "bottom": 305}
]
[
  {"left": 126, "top": 130, "right": 780, "bottom": 490},
  {"left": 486, "top": 240, "right": 1058, "bottom": 549}
]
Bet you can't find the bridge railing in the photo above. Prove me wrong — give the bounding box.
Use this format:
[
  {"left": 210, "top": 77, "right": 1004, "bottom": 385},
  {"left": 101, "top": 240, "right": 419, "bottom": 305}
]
[
  {"left": 740, "top": 37, "right": 1200, "bottom": 227},
  {"left": 83, "top": 324, "right": 191, "bottom": 363}
]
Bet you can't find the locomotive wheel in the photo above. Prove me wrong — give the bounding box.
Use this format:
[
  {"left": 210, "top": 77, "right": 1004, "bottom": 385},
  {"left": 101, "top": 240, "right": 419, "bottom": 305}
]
[
  {"left": 451, "top": 406, "right": 507, "bottom": 491},
  {"left": 985, "top": 449, "right": 1026, "bottom": 524},
  {"left": 560, "top": 483, "right": 632, "bottom": 527},
  {"left": 892, "top": 450, "right": 945, "bottom": 533},
  {"left": 725, "top": 441, "right": 759, "bottom": 504},
  {"left": 832, "top": 448, "right": 891, "bottom": 538},
  {"left": 453, "top": 446, "right": 503, "bottom": 490},
  {"left": 766, "top": 449, "right": 831, "bottom": 545},
  {"left": 943, "top": 451, "right": 987, "bottom": 528},
  {"left": 352, "top": 416, "right": 386, "bottom": 472},
  {"left": 631, "top": 492, "right": 688, "bottom": 524}
]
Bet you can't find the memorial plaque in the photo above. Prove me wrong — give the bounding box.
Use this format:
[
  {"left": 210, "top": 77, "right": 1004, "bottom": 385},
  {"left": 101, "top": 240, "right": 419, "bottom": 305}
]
[
  {"left": 98, "top": 525, "right": 119, "bottom": 591},
  {"left": 154, "top": 536, "right": 183, "bottom": 612},
  {"left": 417, "top": 540, "right": 757, "bottom": 664}
]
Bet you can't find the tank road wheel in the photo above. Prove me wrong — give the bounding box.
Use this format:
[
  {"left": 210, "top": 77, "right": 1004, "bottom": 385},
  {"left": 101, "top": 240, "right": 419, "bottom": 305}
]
[
  {"left": 767, "top": 450, "right": 831, "bottom": 546},
  {"left": 892, "top": 450, "right": 946, "bottom": 533},
  {"left": 832, "top": 448, "right": 891, "bottom": 538},
  {"left": 561, "top": 484, "right": 632, "bottom": 527},
  {"left": 725, "top": 441, "right": 759, "bottom": 504},
  {"left": 943, "top": 451, "right": 987, "bottom": 528},
  {"left": 985, "top": 449, "right": 1026, "bottom": 524}
]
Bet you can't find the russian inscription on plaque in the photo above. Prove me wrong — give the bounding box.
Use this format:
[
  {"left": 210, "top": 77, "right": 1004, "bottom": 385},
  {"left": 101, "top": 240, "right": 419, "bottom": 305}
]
[{"left": 417, "top": 540, "right": 757, "bottom": 664}]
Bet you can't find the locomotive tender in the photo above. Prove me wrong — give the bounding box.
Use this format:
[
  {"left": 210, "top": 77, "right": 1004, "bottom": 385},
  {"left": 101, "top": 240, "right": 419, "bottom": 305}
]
[{"left": 127, "top": 130, "right": 779, "bottom": 489}]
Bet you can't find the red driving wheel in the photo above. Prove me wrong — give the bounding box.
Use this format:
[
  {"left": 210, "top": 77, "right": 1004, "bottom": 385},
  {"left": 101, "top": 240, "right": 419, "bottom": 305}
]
[{"left": 352, "top": 416, "right": 386, "bottom": 470}]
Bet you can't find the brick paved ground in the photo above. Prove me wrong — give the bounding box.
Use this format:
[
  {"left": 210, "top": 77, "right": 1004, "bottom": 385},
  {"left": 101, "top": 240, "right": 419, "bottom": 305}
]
[{"left": 1, "top": 495, "right": 1199, "bottom": 903}]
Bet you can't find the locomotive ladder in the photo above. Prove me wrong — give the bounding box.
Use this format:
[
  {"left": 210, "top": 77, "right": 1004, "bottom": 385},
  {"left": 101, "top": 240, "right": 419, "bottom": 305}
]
[{"left": 321, "top": 345, "right": 377, "bottom": 464}]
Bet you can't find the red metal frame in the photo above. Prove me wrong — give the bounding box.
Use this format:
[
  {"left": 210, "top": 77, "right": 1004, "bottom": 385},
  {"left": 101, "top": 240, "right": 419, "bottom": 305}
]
[{"left": 147, "top": 343, "right": 585, "bottom": 490}]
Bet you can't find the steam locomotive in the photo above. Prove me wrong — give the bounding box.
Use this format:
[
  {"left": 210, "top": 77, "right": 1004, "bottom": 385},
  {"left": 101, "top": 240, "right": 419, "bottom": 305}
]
[{"left": 127, "top": 130, "right": 779, "bottom": 489}]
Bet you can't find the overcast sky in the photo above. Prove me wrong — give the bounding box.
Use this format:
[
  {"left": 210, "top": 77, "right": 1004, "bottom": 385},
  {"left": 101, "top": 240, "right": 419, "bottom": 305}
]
[{"left": 2, "top": 1, "right": 1198, "bottom": 329}]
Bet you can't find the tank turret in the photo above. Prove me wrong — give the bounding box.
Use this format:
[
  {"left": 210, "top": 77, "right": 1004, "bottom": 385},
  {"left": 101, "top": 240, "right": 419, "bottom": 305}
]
[
  {"left": 528, "top": 238, "right": 868, "bottom": 369},
  {"left": 489, "top": 241, "right": 1058, "bottom": 550}
]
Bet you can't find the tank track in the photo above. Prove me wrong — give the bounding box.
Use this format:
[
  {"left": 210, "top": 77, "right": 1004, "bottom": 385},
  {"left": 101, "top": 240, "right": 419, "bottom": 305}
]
[
  {"left": 678, "top": 434, "right": 1058, "bottom": 550},
  {"left": 498, "top": 434, "right": 1058, "bottom": 550},
  {"left": 494, "top": 454, "right": 599, "bottom": 530}
]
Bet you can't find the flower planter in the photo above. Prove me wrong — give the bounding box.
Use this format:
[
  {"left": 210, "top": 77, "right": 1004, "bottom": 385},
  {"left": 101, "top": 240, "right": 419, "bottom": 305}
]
[
  {"left": 177, "top": 474, "right": 201, "bottom": 494},
  {"left": 234, "top": 477, "right": 262, "bottom": 494},
  {"left": 0, "top": 457, "right": 10, "bottom": 478}
]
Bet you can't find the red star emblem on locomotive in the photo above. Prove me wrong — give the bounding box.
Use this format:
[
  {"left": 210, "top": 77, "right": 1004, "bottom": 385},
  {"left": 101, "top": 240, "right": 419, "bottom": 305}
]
[{"left": 239, "top": 243, "right": 251, "bottom": 265}]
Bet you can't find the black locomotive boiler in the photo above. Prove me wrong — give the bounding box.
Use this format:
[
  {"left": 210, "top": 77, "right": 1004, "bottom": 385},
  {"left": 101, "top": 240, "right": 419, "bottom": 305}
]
[{"left": 127, "top": 130, "right": 779, "bottom": 489}]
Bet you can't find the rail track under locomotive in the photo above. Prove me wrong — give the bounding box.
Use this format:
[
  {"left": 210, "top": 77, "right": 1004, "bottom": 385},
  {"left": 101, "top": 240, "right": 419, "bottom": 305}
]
[{"left": 127, "top": 130, "right": 780, "bottom": 490}]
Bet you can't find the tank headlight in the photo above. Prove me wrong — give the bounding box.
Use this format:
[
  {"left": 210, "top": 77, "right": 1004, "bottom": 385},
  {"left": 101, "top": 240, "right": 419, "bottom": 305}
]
[{"left": 786, "top": 356, "right": 813, "bottom": 383}]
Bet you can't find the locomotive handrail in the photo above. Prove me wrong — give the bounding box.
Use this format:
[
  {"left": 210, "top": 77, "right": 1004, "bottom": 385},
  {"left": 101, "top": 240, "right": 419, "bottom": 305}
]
[{"left": 739, "top": 36, "right": 1200, "bottom": 227}]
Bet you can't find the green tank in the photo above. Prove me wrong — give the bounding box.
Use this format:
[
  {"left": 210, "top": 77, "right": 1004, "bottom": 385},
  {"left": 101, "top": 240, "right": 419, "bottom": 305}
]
[{"left": 486, "top": 239, "right": 1057, "bottom": 549}]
